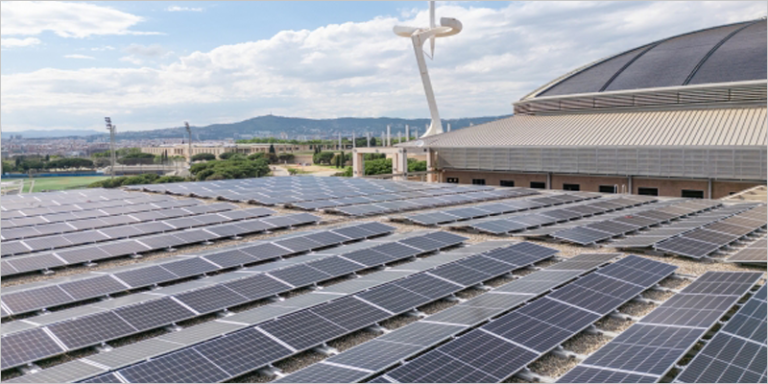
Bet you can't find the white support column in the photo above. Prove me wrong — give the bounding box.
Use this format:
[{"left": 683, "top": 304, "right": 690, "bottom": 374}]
[
  {"left": 405, "top": 125, "right": 410, "bottom": 141},
  {"left": 386, "top": 125, "right": 391, "bottom": 147}
]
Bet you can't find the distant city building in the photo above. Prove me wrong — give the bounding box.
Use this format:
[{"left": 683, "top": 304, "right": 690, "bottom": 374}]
[
  {"left": 141, "top": 143, "right": 315, "bottom": 160},
  {"left": 400, "top": 19, "right": 767, "bottom": 199}
]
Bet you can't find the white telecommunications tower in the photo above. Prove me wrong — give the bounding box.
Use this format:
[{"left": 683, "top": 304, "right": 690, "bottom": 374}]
[{"left": 394, "top": 1, "right": 462, "bottom": 137}]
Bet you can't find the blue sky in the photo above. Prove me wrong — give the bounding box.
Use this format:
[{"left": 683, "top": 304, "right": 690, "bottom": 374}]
[{"left": 2, "top": 1, "right": 765, "bottom": 132}]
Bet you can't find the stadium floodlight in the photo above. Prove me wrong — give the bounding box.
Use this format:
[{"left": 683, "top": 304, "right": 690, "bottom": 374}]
[
  {"left": 104, "top": 117, "right": 116, "bottom": 178},
  {"left": 394, "top": 1, "right": 462, "bottom": 137},
  {"left": 184, "top": 122, "right": 192, "bottom": 166}
]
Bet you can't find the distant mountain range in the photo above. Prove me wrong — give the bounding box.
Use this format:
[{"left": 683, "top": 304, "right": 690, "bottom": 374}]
[
  {"left": 4, "top": 114, "right": 511, "bottom": 141},
  {"left": 2, "top": 129, "right": 103, "bottom": 139}
]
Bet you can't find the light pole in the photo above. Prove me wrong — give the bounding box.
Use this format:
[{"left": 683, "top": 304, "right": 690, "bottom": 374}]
[
  {"left": 104, "top": 117, "right": 116, "bottom": 178},
  {"left": 184, "top": 122, "right": 192, "bottom": 167}
]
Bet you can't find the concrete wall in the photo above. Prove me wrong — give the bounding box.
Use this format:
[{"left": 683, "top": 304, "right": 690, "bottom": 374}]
[{"left": 441, "top": 170, "right": 765, "bottom": 199}]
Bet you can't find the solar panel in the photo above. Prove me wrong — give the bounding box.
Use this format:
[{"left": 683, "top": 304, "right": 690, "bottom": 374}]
[
  {"left": 48, "top": 312, "right": 137, "bottom": 350},
  {"left": 114, "top": 297, "right": 196, "bottom": 331},
  {"left": 306, "top": 256, "right": 364, "bottom": 276},
  {"left": 0, "top": 328, "right": 65, "bottom": 370},
  {"left": 381, "top": 255, "right": 675, "bottom": 383},
  {"left": 174, "top": 285, "right": 249, "bottom": 313},
  {"left": 727, "top": 237, "right": 767, "bottom": 264},
  {"left": 557, "top": 271, "right": 763, "bottom": 383},
  {"left": 119, "top": 349, "right": 230, "bottom": 383},
  {"left": 59, "top": 275, "right": 127, "bottom": 300},
  {"left": 552, "top": 226, "right": 613, "bottom": 245},
  {"left": 223, "top": 274, "right": 291, "bottom": 300},
  {"left": 114, "top": 266, "right": 178, "bottom": 288},
  {"left": 2, "top": 285, "right": 74, "bottom": 313},
  {"left": 655, "top": 236, "right": 723, "bottom": 258}
]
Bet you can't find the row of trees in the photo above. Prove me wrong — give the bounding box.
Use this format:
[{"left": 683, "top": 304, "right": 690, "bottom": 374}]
[
  {"left": 189, "top": 156, "right": 271, "bottom": 181},
  {"left": 334, "top": 157, "right": 426, "bottom": 177},
  {"left": 89, "top": 174, "right": 187, "bottom": 188},
  {"left": 237, "top": 137, "right": 383, "bottom": 148},
  {"left": 2, "top": 156, "right": 95, "bottom": 173}
]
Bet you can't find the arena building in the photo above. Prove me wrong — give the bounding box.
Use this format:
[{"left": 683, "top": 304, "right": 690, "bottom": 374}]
[{"left": 401, "top": 19, "right": 767, "bottom": 199}]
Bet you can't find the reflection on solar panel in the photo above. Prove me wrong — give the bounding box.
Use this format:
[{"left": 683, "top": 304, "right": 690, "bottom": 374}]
[
  {"left": 557, "top": 271, "right": 763, "bottom": 383},
  {"left": 276, "top": 253, "right": 620, "bottom": 383},
  {"left": 1, "top": 207, "right": 273, "bottom": 256},
  {"left": 1, "top": 213, "right": 321, "bottom": 277},
  {"left": 0, "top": 202, "right": 236, "bottom": 241},
  {"left": 399, "top": 193, "right": 597, "bottom": 226},
  {"left": 1, "top": 223, "right": 395, "bottom": 318},
  {"left": 0, "top": 231, "right": 469, "bottom": 369},
  {"left": 675, "top": 285, "right": 767, "bottom": 383},
  {"left": 727, "top": 236, "right": 767, "bottom": 264},
  {"left": 453, "top": 196, "right": 659, "bottom": 235},
  {"left": 378, "top": 256, "right": 677, "bottom": 383},
  {"left": 67, "top": 241, "right": 554, "bottom": 383}
]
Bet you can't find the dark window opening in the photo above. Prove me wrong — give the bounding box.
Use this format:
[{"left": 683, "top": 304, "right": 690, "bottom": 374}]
[
  {"left": 682, "top": 190, "right": 704, "bottom": 199},
  {"left": 599, "top": 185, "right": 616, "bottom": 193},
  {"left": 500, "top": 180, "right": 515, "bottom": 187},
  {"left": 530, "top": 181, "right": 546, "bottom": 189},
  {"left": 638, "top": 187, "right": 658, "bottom": 196},
  {"left": 472, "top": 179, "right": 486, "bottom": 185},
  {"left": 563, "top": 184, "right": 580, "bottom": 191},
  {"left": 446, "top": 177, "right": 459, "bottom": 184}
]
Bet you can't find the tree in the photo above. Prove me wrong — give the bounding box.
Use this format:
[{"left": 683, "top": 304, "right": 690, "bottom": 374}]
[
  {"left": 247, "top": 153, "right": 266, "bottom": 161},
  {"left": 364, "top": 158, "right": 392, "bottom": 175},
  {"left": 278, "top": 153, "right": 295, "bottom": 163},
  {"left": 218, "top": 152, "right": 239, "bottom": 160},
  {"left": 44, "top": 154, "right": 50, "bottom": 162},
  {"left": 407, "top": 158, "right": 427, "bottom": 172},
  {"left": 313, "top": 151, "right": 335, "bottom": 165},
  {"left": 269, "top": 144, "right": 276, "bottom": 155},
  {"left": 192, "top": 153, "right": 216, "bottom": 161}
]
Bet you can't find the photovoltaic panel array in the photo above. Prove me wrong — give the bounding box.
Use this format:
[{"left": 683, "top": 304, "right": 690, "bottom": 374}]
[
  {"left": 129, "top": 177, "right": 498, "bottom": 206},
  {"left": 727, "top": 236, "right": 767, "bottom": 264},
  {"left": 325, "top": 188, "right": 540, "bottom": 217},
  {"left": 6, "top": 241, "right": 508, "bottom": 383},
  {"left": 557, "top": 271, "right": 764, "bottom": 383},
  {"left": 551, "top": 199, "right": 723, "bottom": 245},
  {"left": 375, "top": 255, "right": 678, "bottom": 383},
  {"left": 74, "top": 242, "right": 557, "bottom": 383},
  {"left": 450, "top": 195, "right": 657, "bottom": 235},
  {"left": 1, "top": 202, "right": 236, "bottom": 241},
  {"left": 0, "top": 231, "right": 467, "bottom": 370},
  {"left": 397, "top": 193, "right": 599, "bottom": 226},
  {"left": 1, "top": 194, "right": 175, "bottom": 221},
  {"left": 0, "top": 222, "right": 395, "bottom": 318},
  {"left": 675, "top": 284, "right": 767, "bottom": 383},
  {"left": 0, "top": 212, "right": 320, "bottom": 277},
  {"left": 0, "top": 206, "right": 275, "bottom": 256},
  {"left": 1, "top": 197, "right": 201, "bottom": 230},
  {"left": 1, "top": 189, "right": 144, "bottom": 211},
  {"left": 275, "top": 253, "right": 621, "bottom": 383},
  {"left": 655, "top": 205, "right": 767, "bottom": 259}
]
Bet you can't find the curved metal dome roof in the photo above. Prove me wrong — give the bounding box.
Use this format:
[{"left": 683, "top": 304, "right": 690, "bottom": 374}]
[{"left": 528, "top": 19, "right": 766, "bottom": 99}]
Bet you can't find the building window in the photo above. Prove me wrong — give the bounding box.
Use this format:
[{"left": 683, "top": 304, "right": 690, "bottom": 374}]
[
  {"left": 638, "top": 187, "right": 658, "bottom": 196},
  {"left": 500, "top": 180, "right": 515, "bottom": 187},
  {"left": 446, "top": 177, "right": 459, "bottom": 184},
  {"left": 472, "top": 179, "right": 486, "bottom": 185},
  {"left": 530, "top": 181, "right": 546, "bottom": 189},
  {"left": 682, "top": 190, "right": 704, "bottom": 199},
  {"left": 599, "top": 185, "right": 616, "bottom": 194},
  {"left": 563, "top": 183, "right": 580, "bottom": 191}
]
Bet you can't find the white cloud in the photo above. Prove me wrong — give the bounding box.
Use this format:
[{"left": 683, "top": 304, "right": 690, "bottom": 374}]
[
  {"left": 167, "top": 6, "right": 204, "bottom": 12},
  {"left": 119, "top": 55, "right": 144, "bottom": 65},
  {"left": 64, "top": 54, "right": 96, "bottom": 60},
  {"left": 1, "top": 1, "right": 157, "bottom": 38},
  {"left": 124, "top": 44, "right": 168, "bottom": 58},
  {"left": 2, "top": 1, "right": 765, "bottom": 131},
  {"left": 1, "top": 37, "right": 41, "bottom": 48},
  {"left": 91, "top": 46, "right": 116, "bottom": 51}
]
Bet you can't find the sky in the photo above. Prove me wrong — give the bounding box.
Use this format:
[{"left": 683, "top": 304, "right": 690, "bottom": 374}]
[{"left": 2, "top": 1, "right": 765, "bottom": 132}]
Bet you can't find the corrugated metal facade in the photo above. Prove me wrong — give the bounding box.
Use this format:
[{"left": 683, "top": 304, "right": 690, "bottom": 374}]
[
  {"left": 410, "top": 107, "right": 766, "bottom": 148},
  {"left": 436, "top": 147, "right": 767, "bottom": 181}
]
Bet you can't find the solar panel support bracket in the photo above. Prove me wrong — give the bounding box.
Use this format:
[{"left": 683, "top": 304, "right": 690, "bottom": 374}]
[
  {"left": 366, "top": 324, "right": 390, "bottom": 334},
  {"left": 515, "top": 367, "right": 553, "bottom": 383},
  {"left": 313, "top": 344, "right": 339, "bottom": 356},
  {"left": 405, "top": 309, "right": 427, "bottom": 318}
]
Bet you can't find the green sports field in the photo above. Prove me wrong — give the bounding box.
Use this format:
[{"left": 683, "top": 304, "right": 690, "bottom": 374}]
[{"left": 28, "top": 176, "right": 111, "bottom": 193}]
